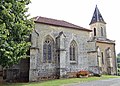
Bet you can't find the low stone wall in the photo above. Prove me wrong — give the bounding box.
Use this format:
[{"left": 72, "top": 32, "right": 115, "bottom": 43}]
[
  {"left": 0, "top": 76, "right": 3, "bottom": 84},
  {"left": 37, "top": 71, "right": 59, "bottom": 81},
  {"left": 37, "top": 75, "right": 57, "bottom": 81}
]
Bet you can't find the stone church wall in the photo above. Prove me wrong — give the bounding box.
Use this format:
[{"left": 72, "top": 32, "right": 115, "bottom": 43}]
[
  {"left": 29, "top": 23, "right": 91, "bottom": 81},
  {"left": 96, "top": 42, "right": 116, "bottom": 74},
  {"left": 88, "top": 52, "right": 100, "bottom": 73}
]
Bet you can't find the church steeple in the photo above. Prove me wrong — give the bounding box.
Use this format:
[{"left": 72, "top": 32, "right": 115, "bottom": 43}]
[
  {"left": 89, "top": 5, "right": 106, "bottom": 25},
  {"left": 89, "top": 5, "right": 107, "bottom": 38}
]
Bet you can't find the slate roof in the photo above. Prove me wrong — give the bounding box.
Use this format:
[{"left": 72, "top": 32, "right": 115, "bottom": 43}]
[
  {"left": 89, "top": 5, "right": 106, "bottom": 25},
  {"left": 34, "top": 16, "right": 91, "bottom": 32}
]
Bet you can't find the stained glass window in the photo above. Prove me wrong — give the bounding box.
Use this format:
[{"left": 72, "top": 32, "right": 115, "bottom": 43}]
[
  {"left": 43, "top": 36, "right": 54, "bottom": 63},
  {"left": 70, "top": 40, "right": 77, "bottom": 61},
  {"left": 43, "top": 44, "right": 47, "bottom": 62}
]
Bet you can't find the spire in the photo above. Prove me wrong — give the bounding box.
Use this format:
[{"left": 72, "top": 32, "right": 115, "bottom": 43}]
[{"left": 89, "top": 5, "right": 106, "bottom": 25}]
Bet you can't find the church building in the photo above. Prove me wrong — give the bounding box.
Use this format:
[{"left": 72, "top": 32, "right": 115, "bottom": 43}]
[
  {"left": 29, "top": 5, "right": 117, "bottom": 81},
  {"left": 0, "top": 5, "right": 117, "bottom": 82}
]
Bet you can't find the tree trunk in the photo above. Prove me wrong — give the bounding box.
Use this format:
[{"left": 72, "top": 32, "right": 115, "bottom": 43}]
[{"left": 0, "top": 67, "right": 3, "bottom": 84}]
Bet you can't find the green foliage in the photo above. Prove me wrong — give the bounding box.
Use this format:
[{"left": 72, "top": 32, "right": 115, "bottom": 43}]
[
  {"left": 118, "top": 64, "right": 120, "bottom": 68},
  {"left": 118, "top": 68, "right": 120, "bottom": 76},
  {"left": 0, "top": 0, "right": 34, "bottom": 67},
  {"left": 117, "top": 53, "right": 120, "bottom": 57}
]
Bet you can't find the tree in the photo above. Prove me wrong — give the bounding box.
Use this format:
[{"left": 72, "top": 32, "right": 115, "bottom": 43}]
[
  {"left": 0, "top": 0, "right": 34, "bottom": 68},
  {"left": 117, "top": 53, "right": 120, "bottom": 57}
]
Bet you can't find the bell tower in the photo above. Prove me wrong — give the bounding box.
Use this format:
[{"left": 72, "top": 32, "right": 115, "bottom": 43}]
[{"left": 89, "top": 5, "right": 107, "bottom": 39}]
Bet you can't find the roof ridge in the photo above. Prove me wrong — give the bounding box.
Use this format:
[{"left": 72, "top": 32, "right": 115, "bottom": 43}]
[
  {"left": 59, "top": 20, "right": 86, "bottom": 29},
  {"left": 37, "top": 16, "right": 64, "bottom": 22},
  {"left": 34, "top": 16, "right": 91, "bottom": 32}
]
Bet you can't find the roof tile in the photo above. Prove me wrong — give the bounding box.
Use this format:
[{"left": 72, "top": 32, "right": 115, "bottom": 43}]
[{"left": 34, "top": 16, "right": 91, "bottom": 32}]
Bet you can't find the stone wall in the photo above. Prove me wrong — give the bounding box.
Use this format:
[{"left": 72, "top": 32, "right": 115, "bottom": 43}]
[
  {"left": 90, "top": 22, "right": 107, "bottom": 38},
  {"left": 88, "top": 52, "right": 100, "bottom": 74},
  {"left": 1, "top": 58, "right": 30, "bottom": 82},
  {"left": 29, "top": 22, "right": 116, "bottom": 81},
  {"left": 29, "top": 23, "right": 91, "bottom": 81},
  {"left": 96, "top": 42, "right": 116, "bottom": 74}
]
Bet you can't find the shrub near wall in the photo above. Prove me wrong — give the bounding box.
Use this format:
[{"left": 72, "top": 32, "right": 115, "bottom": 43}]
[{"left": 76, "top": 70, "right": 90, "bottom": 78}]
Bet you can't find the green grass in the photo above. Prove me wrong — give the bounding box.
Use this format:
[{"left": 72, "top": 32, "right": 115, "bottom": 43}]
[{"left": 1, "top": 75, "right": 120, "bottom": 86}]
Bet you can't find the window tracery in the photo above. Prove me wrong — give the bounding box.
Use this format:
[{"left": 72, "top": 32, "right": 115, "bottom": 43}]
[
  {"left": 43, "top": 36, "right": 54, "bottom": 63},
  {"left": 70, "top": 40, "right": 77, "bottom": 61}
]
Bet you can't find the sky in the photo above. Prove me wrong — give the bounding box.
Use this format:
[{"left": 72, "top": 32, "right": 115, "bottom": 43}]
[{"left": 28, "top": 0, "right": 120, "bottom": 54}]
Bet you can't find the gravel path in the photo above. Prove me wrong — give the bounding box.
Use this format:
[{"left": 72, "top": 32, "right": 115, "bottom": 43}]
[{"left": 64, "top": 78, "right": 120, "bottom": 86}]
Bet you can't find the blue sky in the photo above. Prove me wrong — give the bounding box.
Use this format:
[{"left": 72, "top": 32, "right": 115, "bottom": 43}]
[{"left": 29, "top": 0, "right": 120, "bottom": 54}]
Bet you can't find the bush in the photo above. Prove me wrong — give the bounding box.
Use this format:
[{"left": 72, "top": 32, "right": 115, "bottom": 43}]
[
  {"left": 93, "top": 73, "right": 101, "bottom": 77},
  {"left": 76, "top": 70, "right": 89, "bottom": 78},
  {"left": 89, "top": 71, "right": 101, "bottom": 77}
]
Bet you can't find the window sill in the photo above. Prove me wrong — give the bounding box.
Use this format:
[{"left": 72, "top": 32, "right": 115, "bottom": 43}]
[{"left": 70, "top": 61, "right": 77, "bottom": 64}]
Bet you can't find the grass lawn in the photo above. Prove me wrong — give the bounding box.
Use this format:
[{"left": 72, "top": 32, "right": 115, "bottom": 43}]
[{"left": 1, "top": 75, "right": 120, "bottom": 86}]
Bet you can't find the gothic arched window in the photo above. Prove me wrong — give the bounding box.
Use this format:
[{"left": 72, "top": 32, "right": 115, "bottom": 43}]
[
  {"left": 43, "top": 36, "right": 54, "bottom": 63},
  {"left": 70, "top": 40, "right": 77, "bottom": 61}
]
